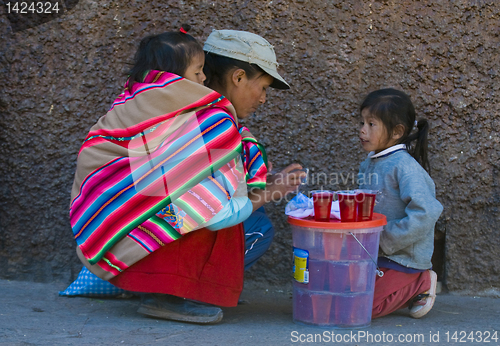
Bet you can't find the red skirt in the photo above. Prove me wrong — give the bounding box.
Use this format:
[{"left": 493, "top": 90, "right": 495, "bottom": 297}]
[
  {"left": 372, "top": 267, "right": 431, "bottom": 318},
  {"left": 110, "top": 224, "right": 245, "bottom": 307}
]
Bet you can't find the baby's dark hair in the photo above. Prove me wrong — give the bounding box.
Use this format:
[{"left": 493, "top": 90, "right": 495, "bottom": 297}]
[
  {"left": 361, "top": 88, "right": 431, "bottom": 173},
  {"left": 127, "top": 24, "right": 203, "bottom": 91},
  {"left": 203, "top": 52, "right": 265, "bottom": 89}
]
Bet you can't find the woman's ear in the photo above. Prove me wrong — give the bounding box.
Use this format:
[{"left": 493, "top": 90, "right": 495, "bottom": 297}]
[
  {"left": 392, "top": 124, "right": 405, "bottom": 141},
  {"left": 231, "top": 69, "right": 246, "bottom": 86}
]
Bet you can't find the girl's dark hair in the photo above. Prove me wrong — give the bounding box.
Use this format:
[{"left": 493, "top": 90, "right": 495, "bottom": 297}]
[
  {"left": 127, "top": 24, "right": 203, "bottom": 91},
  {"left": 203, "top": 52, "right": 265, "bottom": 89},
  {"left": 361, "top": 88, "right": 431, "bottom": 173}
]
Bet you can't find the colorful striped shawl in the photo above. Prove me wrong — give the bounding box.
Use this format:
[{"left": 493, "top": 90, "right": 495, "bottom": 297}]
[
  {"left": 239, "top": 126, "right": 268, "bottom": 189},
  {"left": 70, "top": 71, "right": 267, "bottom": 280}
]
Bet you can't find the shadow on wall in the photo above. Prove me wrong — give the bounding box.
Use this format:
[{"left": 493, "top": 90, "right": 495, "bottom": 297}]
[
  {"left": 4, "top": 0, "right": 79, "bottom": 32},
  {"left": 432, "top": 228, "right": 446, "bottom": 285}
]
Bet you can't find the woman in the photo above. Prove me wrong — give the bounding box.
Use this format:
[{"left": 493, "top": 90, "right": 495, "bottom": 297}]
[{"left": 69, "top": 29, "right": 301, "bottom": 324}]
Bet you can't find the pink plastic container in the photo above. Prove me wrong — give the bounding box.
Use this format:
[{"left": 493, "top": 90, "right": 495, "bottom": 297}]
[{"left": 289, "top": 214, "right": 386, "bottom": 328}]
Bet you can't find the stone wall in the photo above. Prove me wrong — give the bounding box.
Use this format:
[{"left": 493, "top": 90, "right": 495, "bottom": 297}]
[{"left": 1, "top": 0, "right": 499, "bottom": 293}]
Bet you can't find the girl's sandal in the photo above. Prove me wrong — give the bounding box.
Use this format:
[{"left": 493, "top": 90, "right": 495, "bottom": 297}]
[{"left": 409, "top": 270, "right": 437, "bottom": 319}]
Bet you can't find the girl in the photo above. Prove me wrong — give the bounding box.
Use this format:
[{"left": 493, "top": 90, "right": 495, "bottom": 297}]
[
  {"left": 127, "top": 24, "right": 206, "bottom": 88},
  {"left": 357, "top": 88, "right": 443, "bottom": 319}
]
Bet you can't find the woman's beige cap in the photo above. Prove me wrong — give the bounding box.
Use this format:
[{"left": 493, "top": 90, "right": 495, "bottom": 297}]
[{"left": 203, "top": 29, "right": 290, "bottom": 89}]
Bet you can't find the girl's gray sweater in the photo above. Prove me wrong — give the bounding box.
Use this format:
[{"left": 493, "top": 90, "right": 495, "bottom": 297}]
[{"left": 358, "top": 147, "right": 443, "bottom": 270}]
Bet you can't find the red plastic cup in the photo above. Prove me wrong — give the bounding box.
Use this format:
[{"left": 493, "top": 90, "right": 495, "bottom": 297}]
[
  {"left": 323, "top": 232, "right": 344, "bottom": 261},
  {"left": 327, "top": 261, "right": 350, "bottom": 293},
  {"left": 346, "top": 232, "right": 365, "bottom": 260},
  {"left": 307, "top": 259, "right": 329, "bottom": 291},
  {"left": 293, "top": 284, "right": 313, "bottom": 323},
  {"left": 311, "top": 293, "right": 332, "bottom": 324},
  {"left": 333, "top": 293, "right": 372, "bottom": 327},
  {"left": 356, "top": 189, "right": 378, "bottom": 221},
  {"left": 311, "top": 190, "right": 334, "bottom": 222},
  {"left": 349, "top": 260, "right": 370, "bottom": 292},
  {"left": 337, "top": 190, "right": 357, "bottom": 222}
]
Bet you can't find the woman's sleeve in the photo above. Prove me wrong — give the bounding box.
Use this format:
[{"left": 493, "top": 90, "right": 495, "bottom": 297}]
[
  {"left": 239, "top": 126, "right": 268, "bottom": 190},
  {"left": 379, "top": 167, "right": 444, "bottom": 255},
  {"left": 205, "top": 197, "right": 253, "bottom": 231}
]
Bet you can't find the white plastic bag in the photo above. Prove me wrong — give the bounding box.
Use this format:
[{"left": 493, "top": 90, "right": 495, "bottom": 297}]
[{"left": 285, "top": 193, "right": 341, "bottom": 220}]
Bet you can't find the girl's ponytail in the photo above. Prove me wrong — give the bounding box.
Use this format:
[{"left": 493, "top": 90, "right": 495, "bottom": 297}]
[{"left": 404, "top": 118, "right": 430, "bottom": 174}]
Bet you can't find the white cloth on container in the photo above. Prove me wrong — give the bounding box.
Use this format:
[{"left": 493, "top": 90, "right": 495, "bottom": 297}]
[{"left": 285, "top": 193, "right": 341, "bottom": 220}]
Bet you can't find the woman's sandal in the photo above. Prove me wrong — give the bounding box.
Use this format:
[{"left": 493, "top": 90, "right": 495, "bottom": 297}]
[
  {"left": 137, "top": 293, "right": 223, "bottom": 324},
  {"left": 409, "top": 270, "right": 437, "bottom": 319}
]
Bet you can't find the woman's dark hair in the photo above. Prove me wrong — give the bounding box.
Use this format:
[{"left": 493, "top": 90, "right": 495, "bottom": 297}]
[
  {"left": 127, "top": 24, "right": 203, "bottom": 91},
  {"left": 203, "top": 52, "right": 265, "bottom": 89},
  {"left": 360, "top": 88, "right": 431, "bottom": 173}
]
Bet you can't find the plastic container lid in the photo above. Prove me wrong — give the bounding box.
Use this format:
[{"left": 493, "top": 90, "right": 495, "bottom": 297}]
[
  {"left": 293, "top": 248, "right": 308, "bottom": 258},
  {"left": 287, "top": 212, "right": 387, "bottom": 229}
]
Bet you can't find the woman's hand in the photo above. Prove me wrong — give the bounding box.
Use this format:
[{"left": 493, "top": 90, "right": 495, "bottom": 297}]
[
  {"left": 249, "top": 163, "right": 306, "bottom": 211},
  {"left": 267, "top": 163, "right": 305, "bottom": 199}
]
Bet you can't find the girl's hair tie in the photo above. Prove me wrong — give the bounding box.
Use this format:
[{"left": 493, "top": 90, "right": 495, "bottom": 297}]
[{"left": 179, "top": 24, "right": 191, "bottom": 34}]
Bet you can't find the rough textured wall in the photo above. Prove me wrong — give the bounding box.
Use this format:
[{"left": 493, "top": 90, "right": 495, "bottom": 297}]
[{"left": 1, "top": 0, "right": 499, "bottom": 293}]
